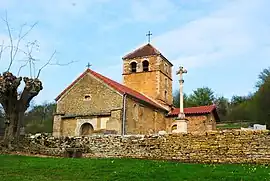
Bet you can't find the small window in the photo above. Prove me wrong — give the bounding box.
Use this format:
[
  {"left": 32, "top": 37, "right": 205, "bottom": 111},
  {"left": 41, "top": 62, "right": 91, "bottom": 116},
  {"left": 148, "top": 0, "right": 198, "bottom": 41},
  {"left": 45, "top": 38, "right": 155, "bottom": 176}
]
[
  {"left": 84, "top": 94, "right": 91, "bottom": 101},
  {"left": 130, "top": 62, "right": 137, "bottom": 73},
  {"left": 165, "top": 78, "right": 168, "bottom": 89},
  {"left": 165, "top": 90, "right": 167, "bottom": 101},
  {"left": 142, "top": 60, "right": 149, "bottom": 72},
  {"left": 164, "top": 63, "right": 168, "bottom": 73}
]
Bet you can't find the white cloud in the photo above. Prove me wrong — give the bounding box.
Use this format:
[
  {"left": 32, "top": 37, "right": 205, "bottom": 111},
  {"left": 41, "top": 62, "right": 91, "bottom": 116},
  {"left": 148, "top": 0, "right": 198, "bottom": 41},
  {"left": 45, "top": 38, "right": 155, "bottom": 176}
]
[{"left": 152, "top": 0, "right": 270, "bottom": 69}]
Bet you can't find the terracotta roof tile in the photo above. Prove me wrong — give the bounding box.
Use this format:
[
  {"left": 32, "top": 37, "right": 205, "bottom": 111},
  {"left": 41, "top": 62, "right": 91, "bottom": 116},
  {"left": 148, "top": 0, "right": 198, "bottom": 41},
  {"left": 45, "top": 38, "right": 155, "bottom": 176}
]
[
  {"left": 168, "top": 105, "right": 216, "bottom": 116},
  {"left": 55, "top": 69, "right": 166, "bottom": 111},
  {"left": 122, "top": 43, "right": 161, "bottom": 59}
]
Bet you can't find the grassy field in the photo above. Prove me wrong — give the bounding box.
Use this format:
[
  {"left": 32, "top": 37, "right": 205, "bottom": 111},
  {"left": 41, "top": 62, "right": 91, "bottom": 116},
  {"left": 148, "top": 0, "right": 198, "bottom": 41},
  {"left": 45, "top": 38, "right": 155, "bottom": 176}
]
[
  {"left": 0, "top": 155, "right": 270, "bottom": 181},
  {"left": 216, "top": 122, "right": 251, "bottom": 129}
]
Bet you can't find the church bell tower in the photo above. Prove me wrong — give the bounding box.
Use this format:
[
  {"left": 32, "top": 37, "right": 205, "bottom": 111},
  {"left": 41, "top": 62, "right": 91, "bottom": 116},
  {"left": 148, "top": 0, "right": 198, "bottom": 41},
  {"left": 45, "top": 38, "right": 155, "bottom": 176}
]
[{"left": 122, "top": 42, "right": 173, "bottom": 107}]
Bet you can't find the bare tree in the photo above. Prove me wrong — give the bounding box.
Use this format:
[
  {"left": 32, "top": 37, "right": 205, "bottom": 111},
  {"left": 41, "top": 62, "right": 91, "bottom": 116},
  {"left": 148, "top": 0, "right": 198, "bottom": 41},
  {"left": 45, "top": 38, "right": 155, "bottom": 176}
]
[{"left": 0, "top": 13, "right": 74, "bottom": 148}]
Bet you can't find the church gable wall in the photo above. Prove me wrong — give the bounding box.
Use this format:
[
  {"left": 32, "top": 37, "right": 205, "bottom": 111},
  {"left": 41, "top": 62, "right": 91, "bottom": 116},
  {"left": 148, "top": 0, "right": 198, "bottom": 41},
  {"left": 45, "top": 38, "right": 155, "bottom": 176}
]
[
  {"left": 56, "top": 73, "right": 123, "bottom": 116},
  {"left": 125, "top": 97, "right": 166, "bottom": 134}
]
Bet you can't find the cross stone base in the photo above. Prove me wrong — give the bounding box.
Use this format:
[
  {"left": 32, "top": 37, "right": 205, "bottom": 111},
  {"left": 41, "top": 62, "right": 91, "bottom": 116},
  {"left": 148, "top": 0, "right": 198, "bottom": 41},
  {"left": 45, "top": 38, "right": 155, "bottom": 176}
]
[{"left": 172, "top": 118, "right": 188, "bottom": 134}]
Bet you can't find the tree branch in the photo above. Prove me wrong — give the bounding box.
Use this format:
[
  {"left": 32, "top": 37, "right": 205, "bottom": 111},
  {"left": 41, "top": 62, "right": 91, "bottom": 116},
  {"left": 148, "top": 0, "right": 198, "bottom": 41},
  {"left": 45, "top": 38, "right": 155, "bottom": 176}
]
[
  {"left": 36, "top": 50, "right": 56, "bottom": 78},
  {"left": 1, "top": 11, "right": 38, "bottom": 72},
  {"left": 0, "top": 40, "right": 4, "bottom": 62},
  {"left": 12, "top": 22, "right": 37, "bottom": 63},
  {"left": 49, "top": 60, "right": 78, "bottom": 66},
  {"left": 2, "top": 12, "right": 13, "bottom": 71},
  {"left": 17, "top": 61, "right": 29, "bottom": 76}
]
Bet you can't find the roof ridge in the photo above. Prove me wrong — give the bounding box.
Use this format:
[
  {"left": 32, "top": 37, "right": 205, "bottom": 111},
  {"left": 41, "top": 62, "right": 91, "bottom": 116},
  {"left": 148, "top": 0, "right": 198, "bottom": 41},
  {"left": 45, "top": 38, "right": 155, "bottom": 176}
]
[
  {"left": 55, "top": 69, "right": 90, "bottom": 101},
  {"left": 88, "top": 69, "right": 166, "bottom": 110},
  {"left": 169, "top": 105, "right": 217, "bottom": 116},
  {"left": 55, "top": 68, "right": 167, "bottom": 111},
  {"left": 122, "top": 43, "right": 161, "bottom": 59}
]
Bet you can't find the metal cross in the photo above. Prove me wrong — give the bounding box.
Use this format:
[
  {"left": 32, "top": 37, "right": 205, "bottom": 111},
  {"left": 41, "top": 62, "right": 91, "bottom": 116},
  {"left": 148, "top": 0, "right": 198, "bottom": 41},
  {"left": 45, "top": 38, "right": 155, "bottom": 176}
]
[
  {"left": 146, "top": 31, "right": 152, "bottom": 43},
  {"left": 86, "top": 62, "right": 92, "bottom": 69}
]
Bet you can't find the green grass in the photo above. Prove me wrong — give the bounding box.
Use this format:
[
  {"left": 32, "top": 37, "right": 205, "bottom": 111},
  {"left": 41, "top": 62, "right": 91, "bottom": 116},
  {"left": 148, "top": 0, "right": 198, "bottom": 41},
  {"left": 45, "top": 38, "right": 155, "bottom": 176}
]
[
  {"left": 217, "top": 122, "right": 251, "bottom": 129},
  {"left": 0, "top": 155, "right": 270, "bottom": 181}
]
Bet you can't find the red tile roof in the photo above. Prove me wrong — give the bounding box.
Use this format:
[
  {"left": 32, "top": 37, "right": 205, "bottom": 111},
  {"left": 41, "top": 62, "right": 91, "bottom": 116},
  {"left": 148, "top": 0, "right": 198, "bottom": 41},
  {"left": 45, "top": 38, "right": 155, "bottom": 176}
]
[
  {"left": 55, "top": 69, "right": 166, "bottom": 111},
  {"left": 168, "top": 105, "right": 217, "bottom": 116},
  {"left": 122, "top": 44, "right": 173, "bottom": 66},
  {"left": 122, "top": 43, "right": 161, "bottom": 59}
]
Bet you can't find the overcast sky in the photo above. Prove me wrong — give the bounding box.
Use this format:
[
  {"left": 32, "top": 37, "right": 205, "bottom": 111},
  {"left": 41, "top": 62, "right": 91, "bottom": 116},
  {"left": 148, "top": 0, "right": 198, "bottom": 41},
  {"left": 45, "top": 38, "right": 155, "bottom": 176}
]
[{"left": 0, "top": 0, "right": 270, "bottom": 104}]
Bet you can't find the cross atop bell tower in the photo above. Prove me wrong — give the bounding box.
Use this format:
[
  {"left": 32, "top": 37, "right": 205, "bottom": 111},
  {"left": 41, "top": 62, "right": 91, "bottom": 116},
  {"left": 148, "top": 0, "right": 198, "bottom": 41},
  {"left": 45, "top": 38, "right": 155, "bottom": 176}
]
[
  {"left": 122, "top": 41, "right": 174, "bottom": 107},
  {"left": 146, "top": 31, "right": 152, "bottom": 43}
]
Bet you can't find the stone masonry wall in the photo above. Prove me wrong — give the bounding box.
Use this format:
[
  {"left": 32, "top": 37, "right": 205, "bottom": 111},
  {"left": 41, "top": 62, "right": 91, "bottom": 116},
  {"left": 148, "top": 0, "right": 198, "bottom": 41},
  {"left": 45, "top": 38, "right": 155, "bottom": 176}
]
[
  {"left": 11, "top": 130, "right": 270, "bottom": 164},
  {"left": 125, "top": 96, "right": 166, "bottom": 134},
  {"left": 122, "top": 55, "right": 173, "bottom": 106},
  {"left": 166, "top": 113, "right": 217, "bottom": 134},
  {"left": 56, "top": 72, "right": 123, "bottom": 115}
]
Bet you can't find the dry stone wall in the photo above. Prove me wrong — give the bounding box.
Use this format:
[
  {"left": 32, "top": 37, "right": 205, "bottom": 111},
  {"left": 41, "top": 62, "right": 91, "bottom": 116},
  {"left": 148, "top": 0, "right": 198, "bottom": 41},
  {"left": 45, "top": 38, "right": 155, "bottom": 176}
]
[{"left": 3, "top": 130, "right": 270, "bottom": 164}]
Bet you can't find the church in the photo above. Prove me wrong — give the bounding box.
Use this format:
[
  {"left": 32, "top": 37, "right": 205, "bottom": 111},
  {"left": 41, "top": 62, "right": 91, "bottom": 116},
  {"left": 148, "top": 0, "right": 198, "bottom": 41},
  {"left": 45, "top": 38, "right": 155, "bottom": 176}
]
[{"left": 53, "top": 43, "right": 219, "bottom": 137}]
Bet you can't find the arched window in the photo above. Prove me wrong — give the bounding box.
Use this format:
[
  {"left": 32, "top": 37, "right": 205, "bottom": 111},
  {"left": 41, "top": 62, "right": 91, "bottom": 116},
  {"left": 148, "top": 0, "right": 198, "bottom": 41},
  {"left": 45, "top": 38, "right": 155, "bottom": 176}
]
[
  {"left": 130, "top": 62, "right": 137, "bottom": 73},
  {"left": 80, "top": 123, "right": 94, "bottom": 136},
  {"left": 142, "top": 60, "right": 149, "bottom": 72}
]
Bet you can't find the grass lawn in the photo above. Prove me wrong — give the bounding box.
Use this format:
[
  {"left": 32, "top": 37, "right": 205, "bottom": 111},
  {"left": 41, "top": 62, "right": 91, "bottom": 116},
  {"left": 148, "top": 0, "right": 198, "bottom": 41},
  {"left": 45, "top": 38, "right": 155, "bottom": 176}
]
[
  {"left": 217, "top": 122, "right": 250, "bottom": 129},
  {"left": 0, "top": 155, "right": 270, "bottom": 181}
]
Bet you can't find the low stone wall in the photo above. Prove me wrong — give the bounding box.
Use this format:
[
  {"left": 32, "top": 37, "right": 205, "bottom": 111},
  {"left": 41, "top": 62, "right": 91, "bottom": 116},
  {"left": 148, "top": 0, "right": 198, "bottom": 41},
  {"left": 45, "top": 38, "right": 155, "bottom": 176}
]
[{"left": 2, "top": 130, "right": 270, "bottom": 164}]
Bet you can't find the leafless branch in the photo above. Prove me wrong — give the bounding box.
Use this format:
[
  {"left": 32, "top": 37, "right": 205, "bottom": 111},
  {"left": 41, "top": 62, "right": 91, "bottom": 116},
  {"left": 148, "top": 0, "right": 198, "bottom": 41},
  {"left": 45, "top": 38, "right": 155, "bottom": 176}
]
[
  {"left": 0, "top": 40, "right": 4, "bottom": 62},
  {"left": 1, "top": 11, "right": 38, "bottom": 72},
  {"left": 12, "top": 22, "right": 37, "bottom": 62},
  {"left": 36, "top": 50, "right": 56, "bottom": 78},
  {"left": 49, "top": 60, "right": 78, "bottom": 66},
  {"left": 17, "top": 60, "right": 29, "bottom": 76},
  {"left": 2, "top": 11, "right": 13, "bottom": 71}
]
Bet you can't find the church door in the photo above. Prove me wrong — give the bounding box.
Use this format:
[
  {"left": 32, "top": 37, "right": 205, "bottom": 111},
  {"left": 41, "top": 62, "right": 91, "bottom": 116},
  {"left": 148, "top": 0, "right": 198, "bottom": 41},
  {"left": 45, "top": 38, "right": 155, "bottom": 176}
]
[{"left": 80, "top": 123, "right": 94, "bottom": 136}]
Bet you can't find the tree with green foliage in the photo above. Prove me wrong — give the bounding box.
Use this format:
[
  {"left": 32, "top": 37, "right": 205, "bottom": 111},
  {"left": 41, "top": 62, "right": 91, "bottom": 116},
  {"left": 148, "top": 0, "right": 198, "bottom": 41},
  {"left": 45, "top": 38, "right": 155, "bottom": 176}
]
[
  {"left": 252, "top": 76, "right": 270, "bottom": 127},
  {"left": 230, "top": 95, "right": 251, "bottom": 107},
  {"left": 173, "top": 87, "right": 215, "bottom": 108},
  {"left": 226, "top": 67, "right": 270, "bottom": 125},
  {"left": 24, "top": 102, "right": 56, "bottom": 134},
  {"left": 256, "top": 67, "right": 270, "bottom": 88},
  {"left": 172, "top": 91, "right": 193, "bottom": 108},
  {"left": 214, "top": 96, "right": 229, "bottom": 121},
  {"left": 188, "top": 87, "right": 215, "bottom": 106}
]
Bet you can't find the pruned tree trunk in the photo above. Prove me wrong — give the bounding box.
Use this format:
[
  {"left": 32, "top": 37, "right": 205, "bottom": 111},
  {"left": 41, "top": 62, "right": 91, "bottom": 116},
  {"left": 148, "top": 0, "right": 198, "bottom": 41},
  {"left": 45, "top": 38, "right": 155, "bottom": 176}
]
[
  {"left": 0, "top": 13, "right": 73, "bottom": 149},
  {"left": 0, "top": 72, "right": 42, "bottom": 148}
]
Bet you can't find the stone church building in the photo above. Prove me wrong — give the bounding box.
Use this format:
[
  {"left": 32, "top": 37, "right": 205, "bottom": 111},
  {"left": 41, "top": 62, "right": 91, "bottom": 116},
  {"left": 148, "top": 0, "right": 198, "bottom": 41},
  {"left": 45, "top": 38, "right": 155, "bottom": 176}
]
[{"left": 53, "top": 43, "right": 219, "bottom": 137}]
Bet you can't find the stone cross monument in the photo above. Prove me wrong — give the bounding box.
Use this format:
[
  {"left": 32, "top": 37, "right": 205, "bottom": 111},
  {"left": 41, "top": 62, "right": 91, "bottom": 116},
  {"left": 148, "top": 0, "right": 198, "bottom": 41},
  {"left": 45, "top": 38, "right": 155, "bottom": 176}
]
[
  {"left": 176, "top": 66, "right": 187, "bottom": 119},
  {"left": 172, "top": 65, "right": 188, "bottom": 133}
]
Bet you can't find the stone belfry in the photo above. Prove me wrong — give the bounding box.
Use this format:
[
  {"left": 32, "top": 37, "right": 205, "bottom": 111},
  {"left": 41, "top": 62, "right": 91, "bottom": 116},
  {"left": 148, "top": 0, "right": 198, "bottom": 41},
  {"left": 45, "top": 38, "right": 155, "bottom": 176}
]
[{"left": 122, "top": 31, "right": 173, "bottom": 107}]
